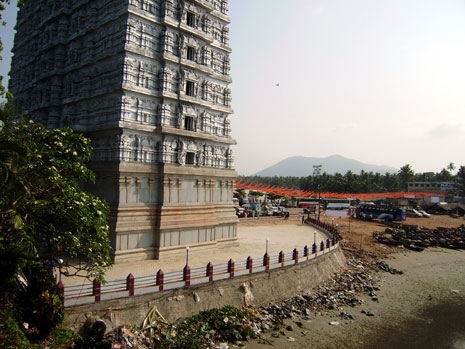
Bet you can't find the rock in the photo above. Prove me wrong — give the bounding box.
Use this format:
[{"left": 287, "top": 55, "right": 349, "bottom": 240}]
[
  {"left": 451, "top": 289, "right": 459, "bottom": 294},
  {"left": 301, "top": 330, "right": 309, "bottom": 335},
  {"left": 287, "top": 337, "right": 296, "bottom": 342},
  {"left": 285, "top": 324, "right": 294, "bottom": 331},
  {"left": 295, "top": 321, "right": 304, "bottom": 328},
  {"left": 239, "top": 283, "right": 255, "bottom": 306},
  {"left": 271, "top": 333, "right": 280, "bottom": 338},
  {"left": 366, "top": 312, "right": 375, "bottom": 317},
  {"left": 329, "top": 321, "right": 340, "bottom": 326},
  {"left": 193, "top": 292, "right": 200, "bottom": 303}
]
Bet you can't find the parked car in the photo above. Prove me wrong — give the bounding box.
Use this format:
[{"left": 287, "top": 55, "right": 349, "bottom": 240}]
[
  {"left": 235, "top": 206, "right": 245, "bottom": 218},
  {"left": 261, "top": 206, "right": 273, "bottom": 216},
  {"left": 418, "top": 210, "right": 431, "bottom": 218},
  {"left": 406, "top": 208, "right": 423, "bottom": 217}
]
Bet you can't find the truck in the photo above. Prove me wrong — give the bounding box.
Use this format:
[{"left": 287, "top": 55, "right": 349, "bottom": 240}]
[{"left": 356, "top": 204, "right": 406, "bottom": 222}]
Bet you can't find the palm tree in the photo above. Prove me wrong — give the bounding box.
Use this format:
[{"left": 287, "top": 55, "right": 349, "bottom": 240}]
[
  {"left": 447, "top": 162, "right": 456, "bottom": 174},
  {"left": 398, "top": 164, "right": 415, "bottom": 191}
]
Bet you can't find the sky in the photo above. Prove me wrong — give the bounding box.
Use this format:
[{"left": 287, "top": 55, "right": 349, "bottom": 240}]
[
  {"left": 228, "top": 0, "right": 465, "bottom": 175},
  {"left": 1, "top": 1, "right": 465, "bottom": 176}
]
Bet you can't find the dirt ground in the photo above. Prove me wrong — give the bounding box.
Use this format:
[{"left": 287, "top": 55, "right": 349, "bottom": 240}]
[
  {"left": 237, "top": 210, "right": 465, "bottom": 260},
  {"left": 237, "top": 212, "right": 465, "bottom": 348},
  {"left": 318, "top": 213, "right": 464, "bottom": 259}
]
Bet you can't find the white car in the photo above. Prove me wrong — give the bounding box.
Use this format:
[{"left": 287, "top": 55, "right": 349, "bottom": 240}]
[
  {"left": 406, "top": 209, "right": 423, "bottom": 217},
  {"left": 418, "top": 210, "right": 431, "bottom": 218}
]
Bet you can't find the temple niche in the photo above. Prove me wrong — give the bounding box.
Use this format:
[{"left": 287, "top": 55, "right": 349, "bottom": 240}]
[{"left": 9, "top": 0, "right": 237, "bottom": 262}]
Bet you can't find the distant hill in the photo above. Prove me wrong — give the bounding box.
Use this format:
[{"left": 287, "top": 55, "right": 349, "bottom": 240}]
[{"left": 254, "top": 155, "right": 397, "bottom": 177}]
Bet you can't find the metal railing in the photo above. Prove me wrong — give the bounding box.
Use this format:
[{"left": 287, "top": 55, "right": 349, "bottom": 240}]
[{"left": 60, "top": 220, "right": 340, "bottom": 307}]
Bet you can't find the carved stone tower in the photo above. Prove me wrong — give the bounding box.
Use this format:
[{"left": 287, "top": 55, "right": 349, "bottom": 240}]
[{"left": 9, "top": 0, "right": 237, "bottom": 261}]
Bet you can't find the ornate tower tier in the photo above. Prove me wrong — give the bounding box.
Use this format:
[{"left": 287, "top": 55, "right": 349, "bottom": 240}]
[{"left": 9, "top": 0, "right": 237, "bottom": 262}]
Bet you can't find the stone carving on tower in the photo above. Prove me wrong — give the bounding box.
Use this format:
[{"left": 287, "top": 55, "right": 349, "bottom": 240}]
[{"left": 9, "top": 0, "right": 237, "bottom": 262}]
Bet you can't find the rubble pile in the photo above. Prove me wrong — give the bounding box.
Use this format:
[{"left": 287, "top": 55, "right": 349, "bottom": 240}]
[
  {"left": 376, "top": 261, "right": 403, "bottom": 275},
  {"left": 374, "top": 224, "right": 465, "bottom": 251},
  {"left": 104, "top": 258, "right": 402, "bottom": 348}
]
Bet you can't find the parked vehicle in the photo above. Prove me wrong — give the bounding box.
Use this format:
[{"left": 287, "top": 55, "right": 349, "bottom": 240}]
[
  {"left": 268, "top": 206, "right": 278, "bottom": 216},
  {"left": 235, "top": 206, "right": 245, "bottom": 218},
  {"left": 298, "top": 200, "right": 319, "bottom": 208},
  {"left": 356, "top": 204, "right": 406, "bottom": 222},
  {"left": 418, "top": 210, "right": 431, "bottom": 218},
  {"left": 406, "top": 208, "right": 423, "bottom": 218}
]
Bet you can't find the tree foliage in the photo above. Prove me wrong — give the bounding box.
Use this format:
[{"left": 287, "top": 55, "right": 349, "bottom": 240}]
[
  {"left": 242, "top": 163, "right": 460, "bottom": 195},
  {"left": 0, "top": 0, "right": 23, "bottom": 98},
  {"left": 0, "top": 106, "right": 113, "bottom": 283},
  {"left": 456, "top": 166, "right": 465, "bottom": 198}
]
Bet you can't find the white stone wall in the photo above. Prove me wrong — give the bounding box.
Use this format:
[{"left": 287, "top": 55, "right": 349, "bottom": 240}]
[{"left": 10, "top": 0, "right": 237, "bottom": 260}]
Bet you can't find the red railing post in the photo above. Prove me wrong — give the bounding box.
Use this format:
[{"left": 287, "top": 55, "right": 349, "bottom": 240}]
[
  {"left": 57, "top": 281, "right": 64, "bottom": 297},
  {"left": 263, "top": 252, "right": 270, "bottom": 271},
  {"left": 157, "top": 269, "right": 164, "bottom": 291},
  {"left": 183, "top": 265, "right": 191, "bottom": 287},
  {"left": 246, "top": 256, "right": 253, "bottom": 274},
  {"left": 206, "top": 262, "right": 213, "bottom": 282},
  {"left": 228, "top": 259, "right": 235, "bottom": 278},
  {"left": 293, "top": 248, "right": 299, "bottom": 264},
  {"left": 279, "top": 251, "right": 285, "bottom": 267},
  {"left": 93, "top": 279, "right": 101, "bottom": 302},
  {"left": 126, "top": 273, "right": 134, "bottom": 296}
]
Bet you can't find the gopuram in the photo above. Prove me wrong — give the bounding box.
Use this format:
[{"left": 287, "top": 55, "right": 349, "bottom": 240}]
[{"left": 9, "top": 0, "right": 237, "bottom": 262}]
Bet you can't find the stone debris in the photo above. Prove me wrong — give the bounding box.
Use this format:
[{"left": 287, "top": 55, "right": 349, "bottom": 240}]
[
  {"left": 106, "top": 326, "right": 151, "bottom": 349},
  {"left": 104, "top": 257, "right": 394, "bottom": 348},
  {"left": 377, "top": 261, "right": 403, "bottom": 275},
  {"left": 193, "top": 292, "right": 201, "bottom": 303},
  {"left": 287, "top": 336, "right": 296, "bottom": 342},
  {"left": 374, "top": 225, "right": 465, "bottom": 251}
]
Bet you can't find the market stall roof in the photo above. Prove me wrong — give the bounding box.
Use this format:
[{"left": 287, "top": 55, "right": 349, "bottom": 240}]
[{"left": 234, "top": 179, "right": 445, "bottom": 200}]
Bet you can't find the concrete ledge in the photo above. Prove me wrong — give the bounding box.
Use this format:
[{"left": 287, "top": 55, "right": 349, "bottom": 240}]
[
  {"left": 64, "top": 248, "right": 346, "bottom": 332},
  {"left": 113, "top": 237, "right": 239, "bottom": 262}
]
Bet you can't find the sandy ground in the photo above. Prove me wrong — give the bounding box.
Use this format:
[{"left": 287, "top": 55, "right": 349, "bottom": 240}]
[
  {"left": 245, "top": 247, "right": 465, "bottom": 349},
  {"left": 240, "top": 213, "right": 465, "bottom": 349},
  {"left": 63, "top": 214, "right": 327, "bottom": 286},
  {"left": 318, "top": 213, "right": 465, "bottom": 258},
  {"left": 65, "top": 211, "right": 465, "bottom": 348}
]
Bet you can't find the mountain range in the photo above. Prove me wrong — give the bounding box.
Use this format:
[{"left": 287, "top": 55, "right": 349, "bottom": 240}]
[{"left": 254, "top": 155, "right": 398, "bottom": 177}]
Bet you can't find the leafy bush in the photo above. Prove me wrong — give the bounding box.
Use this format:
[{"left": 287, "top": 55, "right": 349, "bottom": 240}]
[
  {"left": 0, "top": 307, "right": 30, "bottom": 349},
  {"left": 74, "top": 326, "right": 112, "bottom": 349},
  {"left": 159, "top": 305, "right": 256, "bottom": 348},
  {"left": 20, "top": 262, "right": 65, "bottom": 339}
]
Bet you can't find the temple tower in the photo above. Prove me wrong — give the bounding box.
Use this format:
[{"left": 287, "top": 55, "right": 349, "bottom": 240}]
[{"left": 9, "top": 0, "right": 237, "bottom": 261}]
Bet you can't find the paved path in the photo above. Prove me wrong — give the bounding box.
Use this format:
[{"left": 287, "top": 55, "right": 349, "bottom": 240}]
[{"left": 63, "top": 220, "right": 328, "bottom": 286}]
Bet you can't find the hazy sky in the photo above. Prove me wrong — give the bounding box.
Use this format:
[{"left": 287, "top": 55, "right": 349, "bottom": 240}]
[
  {"left": 229, "top": 0, "right": 465, "bottom": 175},
  {"left": 1, "top": 1, "right": 465, "bottom": 176}
]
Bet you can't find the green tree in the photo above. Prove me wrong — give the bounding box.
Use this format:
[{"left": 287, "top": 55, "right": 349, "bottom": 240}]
[
  {"left": 455, "top": 166, "right": 465, "bottom": 198},
  {"left": 233, "top": 188, "right": 246, "bottom": 199},
  {"left": 0, "top": 108, "right": 113, "bottom": 283},
  {"left": 0, "top": 0, "right": 23, "bottom": 97},
  {"left": 447, "top": 162, "right": 456, "bottom": 173},
  {"left": 398, "top": 164, "right": 415, "bottom": 191}
]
